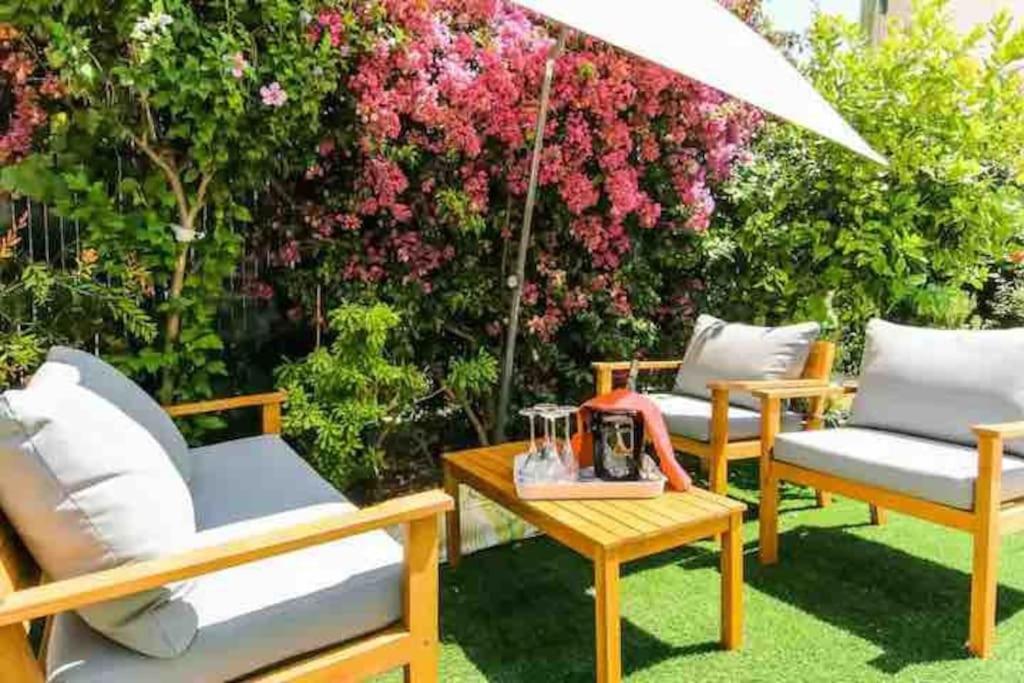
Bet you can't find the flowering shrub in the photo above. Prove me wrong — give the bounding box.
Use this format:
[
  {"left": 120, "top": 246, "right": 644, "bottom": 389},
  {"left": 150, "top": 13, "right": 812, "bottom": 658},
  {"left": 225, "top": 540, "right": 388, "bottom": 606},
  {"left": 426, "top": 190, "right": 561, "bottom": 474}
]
[{"left": 262, "top": 0, "right": 763, "bottom": 440}]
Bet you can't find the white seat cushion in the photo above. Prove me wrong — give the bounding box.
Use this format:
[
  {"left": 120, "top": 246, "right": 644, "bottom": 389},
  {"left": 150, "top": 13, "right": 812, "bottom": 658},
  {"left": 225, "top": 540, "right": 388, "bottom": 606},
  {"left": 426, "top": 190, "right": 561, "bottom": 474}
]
[
  {"left": 774, "top": 427, "right": 1024, "bottom": 511},
  {"left": 647, "top": 393, "right": 803, "bottom": 442},
  {"left": 46, "top": 435, "right": 404, "bottom": 683}
]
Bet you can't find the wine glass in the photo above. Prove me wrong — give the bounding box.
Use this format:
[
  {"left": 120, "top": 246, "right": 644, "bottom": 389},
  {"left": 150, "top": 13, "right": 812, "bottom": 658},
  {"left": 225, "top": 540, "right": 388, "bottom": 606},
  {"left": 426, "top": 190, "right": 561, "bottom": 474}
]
[{"left": 558, "top": 406, "right": 579, "bottom": 480}]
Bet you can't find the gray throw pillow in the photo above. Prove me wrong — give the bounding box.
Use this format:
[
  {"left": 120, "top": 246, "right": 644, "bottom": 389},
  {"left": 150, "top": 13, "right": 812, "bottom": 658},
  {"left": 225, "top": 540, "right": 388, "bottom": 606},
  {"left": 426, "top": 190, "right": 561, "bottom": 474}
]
[
  {"left": 32, "top": 347, "right": 192, "bottom": 483},
  {"left": 851, "top": 319, "right": 1024, "bottom": 455},
  {"left": 672, "top": 314, "right": 821, "bottom": 410},
  {"left": 0, "top": 379, "right": 198, "bottom": 657}
]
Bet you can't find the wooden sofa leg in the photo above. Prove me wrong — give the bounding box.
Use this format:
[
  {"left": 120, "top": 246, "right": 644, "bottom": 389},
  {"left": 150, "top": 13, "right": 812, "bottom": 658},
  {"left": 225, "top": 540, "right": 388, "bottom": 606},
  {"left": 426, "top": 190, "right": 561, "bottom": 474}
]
[
  {"left": 0, "top": 625, "right": 43, "bottom": 683},
  {"left": 759, "top": 468, "right": 780, "bottom": 565},
  {"left": 404, "top": 517, "right": 441, "bottom": 682},
  {"left": 969, "top": 523, "right": 1000, "bottom": 659},
  {"left": 969, "top": 434, "right": 1003, "bottom": 658},
  {"left": 709, "top": 446, "right": 728, "bottom": 496},
  {"left": 404, "top": 651, "right": 439, "bottom": 683},
  {"left": 709, "top": 390, "right": 730, "bottom": 495},
  {"left": 870, "top": 505, "right": 887, "bottom": 526},
  {"left": 815, "top": 491, "right": 832, "bottom": 507},
  {"left": 758, "top": 396, "right": 781, "bottom": 564}
]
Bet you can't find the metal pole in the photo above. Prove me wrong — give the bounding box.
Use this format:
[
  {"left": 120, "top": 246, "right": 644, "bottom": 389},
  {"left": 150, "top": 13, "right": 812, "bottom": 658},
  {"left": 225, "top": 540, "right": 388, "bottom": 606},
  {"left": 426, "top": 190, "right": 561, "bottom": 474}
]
[{"left": 494, "top": 26, "right": 569, "bottom": 443}]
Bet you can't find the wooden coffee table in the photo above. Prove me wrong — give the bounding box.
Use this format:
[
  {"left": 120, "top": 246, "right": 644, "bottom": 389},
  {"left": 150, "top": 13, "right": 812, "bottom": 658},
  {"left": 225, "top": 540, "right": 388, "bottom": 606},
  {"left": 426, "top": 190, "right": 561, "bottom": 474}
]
[{"left": 443, "top": 442, "right": 746, "bottom": 683}]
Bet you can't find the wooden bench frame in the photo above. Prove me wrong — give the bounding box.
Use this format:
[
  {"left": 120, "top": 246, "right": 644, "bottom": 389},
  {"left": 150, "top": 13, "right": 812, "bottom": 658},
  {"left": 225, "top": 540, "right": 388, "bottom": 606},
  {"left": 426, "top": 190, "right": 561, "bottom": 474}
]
[
  {"left": 593, "top": 341, "right": 879, "bottom": 518},
  {"left": 0, "top": 392, "right": 452, "bottom": 682},
  {"left": 756, "top": 383, "right": 1024, "bottom": 658}
]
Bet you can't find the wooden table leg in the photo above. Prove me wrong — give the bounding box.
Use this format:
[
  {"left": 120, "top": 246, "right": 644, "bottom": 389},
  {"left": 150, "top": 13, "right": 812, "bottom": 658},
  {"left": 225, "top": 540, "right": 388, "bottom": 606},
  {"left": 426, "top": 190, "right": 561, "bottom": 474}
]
[
  {"left": 442, "top": 462, "right": 462, "bottom": 569},
  {"left": 594, "top": 553, "right": 622, "bottom": 683},
  {"left": 721, "top": 511, "right": 744, "bottom": 650}
]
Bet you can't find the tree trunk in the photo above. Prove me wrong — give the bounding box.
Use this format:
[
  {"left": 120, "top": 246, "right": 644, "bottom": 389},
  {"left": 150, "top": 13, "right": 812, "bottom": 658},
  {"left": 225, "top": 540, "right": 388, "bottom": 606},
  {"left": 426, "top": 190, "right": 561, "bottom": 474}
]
[{"left": 158, "top": 214, "right": 191, "bottom": 403}]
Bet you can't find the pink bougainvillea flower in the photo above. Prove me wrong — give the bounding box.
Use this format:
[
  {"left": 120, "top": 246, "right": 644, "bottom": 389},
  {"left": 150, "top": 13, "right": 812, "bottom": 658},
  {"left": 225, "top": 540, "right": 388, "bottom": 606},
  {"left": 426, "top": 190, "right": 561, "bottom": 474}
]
[
  {"left": 260, "top": 81, "right": 288, "bottom": 107},
  {"left": 308, "top": 9, "right": 346, "bottom": 47},
  {"left": 229, "top": 51, "right": 249, "bottom": 79}
]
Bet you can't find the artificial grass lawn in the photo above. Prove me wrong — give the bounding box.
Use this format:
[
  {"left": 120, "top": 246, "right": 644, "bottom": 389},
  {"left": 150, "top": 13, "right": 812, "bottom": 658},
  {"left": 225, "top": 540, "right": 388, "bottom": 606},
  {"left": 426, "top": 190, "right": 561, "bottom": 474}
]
[{"left": 378, "top": 461, "right": 1024, "bottom": 681}]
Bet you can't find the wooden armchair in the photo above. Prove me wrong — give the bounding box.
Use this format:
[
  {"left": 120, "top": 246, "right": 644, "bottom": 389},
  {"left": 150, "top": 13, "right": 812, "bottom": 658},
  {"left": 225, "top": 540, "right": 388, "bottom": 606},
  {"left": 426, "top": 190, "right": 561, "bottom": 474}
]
[
  {"left": 593, "top": 341, "right": 843, "bottom": 503},
  {"left": 757, "top": 382, "right": 1024, "bottom": 658},
  {"left": 0, "top": 391, "right": 453, "bottom": 682}
]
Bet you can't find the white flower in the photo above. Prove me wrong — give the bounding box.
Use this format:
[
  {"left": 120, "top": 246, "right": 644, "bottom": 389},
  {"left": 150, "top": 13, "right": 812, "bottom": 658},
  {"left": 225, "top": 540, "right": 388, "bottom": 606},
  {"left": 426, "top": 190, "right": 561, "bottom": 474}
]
[
  {"left": 131, "top": 11, "right": 174, "bottom": 41},
  {"left": 131, "top": 16, "right": 155, "bottom": 41}
]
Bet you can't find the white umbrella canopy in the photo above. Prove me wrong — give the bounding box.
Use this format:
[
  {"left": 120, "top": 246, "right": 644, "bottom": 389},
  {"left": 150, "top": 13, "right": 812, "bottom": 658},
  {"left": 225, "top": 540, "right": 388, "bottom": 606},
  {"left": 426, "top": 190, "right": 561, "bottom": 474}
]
[{"left": 513, "top": 0, "right": 887, "bottom": 165}]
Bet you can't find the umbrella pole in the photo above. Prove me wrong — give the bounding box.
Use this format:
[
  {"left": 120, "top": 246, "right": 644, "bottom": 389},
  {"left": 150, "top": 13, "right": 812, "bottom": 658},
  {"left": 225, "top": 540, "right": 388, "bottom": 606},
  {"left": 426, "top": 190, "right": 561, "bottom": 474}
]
[{"left": 495, "top": 25, "right": 569, "bottom": 443}]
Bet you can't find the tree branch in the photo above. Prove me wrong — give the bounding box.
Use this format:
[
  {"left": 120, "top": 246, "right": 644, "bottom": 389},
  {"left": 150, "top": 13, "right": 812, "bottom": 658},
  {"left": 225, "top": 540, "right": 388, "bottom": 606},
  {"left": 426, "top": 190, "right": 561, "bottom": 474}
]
[
  {"left": 187, "top": 172, "right": 214, "bottom": 227},
  {"left": 444, "top": 387, "right": 490, "bottom": 446}
]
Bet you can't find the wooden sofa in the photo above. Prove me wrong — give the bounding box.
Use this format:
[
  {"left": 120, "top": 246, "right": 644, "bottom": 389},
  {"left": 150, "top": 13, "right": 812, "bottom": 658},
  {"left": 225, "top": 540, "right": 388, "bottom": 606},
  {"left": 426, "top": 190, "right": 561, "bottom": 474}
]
[
  {"left": 755, "top": 319, "right": 1024, "bottom": 657},
  {"left": 0, "top": 391, "right": 452, "bottom": 682}
]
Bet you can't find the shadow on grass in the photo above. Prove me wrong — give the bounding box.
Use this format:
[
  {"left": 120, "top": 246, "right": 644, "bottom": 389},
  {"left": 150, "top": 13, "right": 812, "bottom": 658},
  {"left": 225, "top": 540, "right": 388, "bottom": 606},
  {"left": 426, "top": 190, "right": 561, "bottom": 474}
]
[
  {"left": 441, "top": 537, "right": 720, "bottom": 682},
  {"left": 742, "top": 525, "right": 1024, "bottom": 673}
]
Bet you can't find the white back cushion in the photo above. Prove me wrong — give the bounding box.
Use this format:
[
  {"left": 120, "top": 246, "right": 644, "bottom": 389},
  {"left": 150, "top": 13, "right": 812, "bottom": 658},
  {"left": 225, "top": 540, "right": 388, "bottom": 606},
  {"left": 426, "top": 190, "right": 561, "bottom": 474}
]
[
  {"left": 0, "top": 379, "right": 198, "bottom": 657},
  {"left": 851, "top": 319, "right": 1024, "bottom": 455},
  {"left": 673, "top": 315, "right": 821, "bottom": 409},
  {"left": 33, "top": 347, "right": 191, "bottom": 482}
]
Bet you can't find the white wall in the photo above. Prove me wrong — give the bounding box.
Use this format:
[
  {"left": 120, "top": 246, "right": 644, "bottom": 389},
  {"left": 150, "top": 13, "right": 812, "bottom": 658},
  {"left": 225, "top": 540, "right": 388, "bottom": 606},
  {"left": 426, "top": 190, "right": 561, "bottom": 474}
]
[{"left": 886, "top": 0, "right": 1024, "bottom": 32}]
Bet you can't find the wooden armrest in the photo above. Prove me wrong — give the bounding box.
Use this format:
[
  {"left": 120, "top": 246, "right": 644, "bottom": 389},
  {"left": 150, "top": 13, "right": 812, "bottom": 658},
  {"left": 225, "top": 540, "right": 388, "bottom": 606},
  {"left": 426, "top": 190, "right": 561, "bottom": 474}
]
[
  {"left": 974, "top": 422, "right": 1024, "bottom": 440},
  {"left": 0, "top": 489, "right": 452, "bottom": 627},
  {"left": 163, "top": 391, "right": 287, "bottom": 418},
  {"left": 707, "top": 378, "right": 827, "bottom": 392},
  {"left": 751, "top": 385, "right": 846, "bottom": 401},
  {"left": 591, "top": 360, "right": 683, "bottom": 373}
]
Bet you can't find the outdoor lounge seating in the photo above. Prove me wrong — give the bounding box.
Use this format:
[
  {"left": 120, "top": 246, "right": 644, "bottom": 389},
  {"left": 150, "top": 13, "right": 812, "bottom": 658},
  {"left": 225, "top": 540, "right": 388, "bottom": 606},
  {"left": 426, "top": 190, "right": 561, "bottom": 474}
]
[
  {"left": 757, "top": 319, "right": 1024, "bottom": 657},
  {"left": 594, "top": 315, "right": 845, "bottom": 508},
  {"left": 0, "top": 348, "right": 451, "bottom": 682}
]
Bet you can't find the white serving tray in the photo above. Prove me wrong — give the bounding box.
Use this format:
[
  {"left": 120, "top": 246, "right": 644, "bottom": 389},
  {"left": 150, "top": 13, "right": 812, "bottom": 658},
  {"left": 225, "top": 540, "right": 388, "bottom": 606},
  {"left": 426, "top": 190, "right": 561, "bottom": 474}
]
[{"left": 513, "top": 454, "right": 665, "bottom": 500}]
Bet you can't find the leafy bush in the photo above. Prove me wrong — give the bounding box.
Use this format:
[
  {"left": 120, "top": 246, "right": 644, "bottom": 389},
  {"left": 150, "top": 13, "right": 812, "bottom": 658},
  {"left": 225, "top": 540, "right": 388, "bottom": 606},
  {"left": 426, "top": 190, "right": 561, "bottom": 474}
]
[
  {"left": 276, "top": 303, "right": 427, "bottom": 489},
  {"left": 0, "top": 209, "right": 155, "bottom": 386},
  {"left": 705, "top": 0, "right": 1024, "bottom": 369},
  {"left": 1, "top": 1, "right": 351, "bottom": 402}
]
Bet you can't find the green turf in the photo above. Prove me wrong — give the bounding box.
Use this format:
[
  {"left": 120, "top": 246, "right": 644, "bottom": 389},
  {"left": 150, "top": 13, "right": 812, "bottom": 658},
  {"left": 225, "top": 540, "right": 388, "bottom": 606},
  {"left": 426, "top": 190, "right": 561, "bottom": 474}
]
[{"left": 377, "top": 461, "right": 1024, "bottom": 681}]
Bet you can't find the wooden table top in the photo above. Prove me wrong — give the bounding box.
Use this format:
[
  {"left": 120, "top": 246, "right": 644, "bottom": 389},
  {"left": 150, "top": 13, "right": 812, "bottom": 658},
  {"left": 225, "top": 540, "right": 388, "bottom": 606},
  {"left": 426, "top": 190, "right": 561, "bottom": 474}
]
[{"left": 443, "top": 442, "right": 746, "bottom": 562}]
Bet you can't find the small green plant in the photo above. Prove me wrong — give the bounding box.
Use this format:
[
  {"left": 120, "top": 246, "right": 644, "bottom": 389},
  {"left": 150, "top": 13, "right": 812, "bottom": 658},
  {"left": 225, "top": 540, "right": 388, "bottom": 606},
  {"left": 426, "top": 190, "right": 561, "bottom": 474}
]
[
  {"left": 276, "top": 303, "right": 428, "bottom": 491},
  {"left": 443, "top": 348, "right": 499, "bottom": 445},
  {"left": 0, "top": 249, "right": 156, "bottom": 388}
]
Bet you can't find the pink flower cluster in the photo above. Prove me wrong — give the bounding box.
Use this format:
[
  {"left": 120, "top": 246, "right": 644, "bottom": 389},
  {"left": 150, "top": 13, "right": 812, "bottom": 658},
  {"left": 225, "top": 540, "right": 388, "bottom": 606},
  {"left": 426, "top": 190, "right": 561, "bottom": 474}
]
[
  {"left": 260, "top": 81, "right": 288, "bottom": 107},
  {"left": 308, "top": 9, "right": 346, "bottom": 48},
  {"left": 306, "top": 0, "right": 761, "bottom": 339},
  {"left": 0, "top": 26, "right": 54, "bottom": 166}
]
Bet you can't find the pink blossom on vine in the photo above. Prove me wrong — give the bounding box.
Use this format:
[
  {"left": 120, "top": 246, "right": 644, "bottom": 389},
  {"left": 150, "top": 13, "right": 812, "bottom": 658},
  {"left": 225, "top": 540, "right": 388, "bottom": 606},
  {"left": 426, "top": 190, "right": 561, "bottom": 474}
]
[
  {"left": 260, "top": 81, "right": 288, "bottom": 107},
  {"left": 229, "top": 51, "right": 249, "bottom": 79},
  {"left": 309, "top": 9, "right": 345, "bottom": 48},
  {"left": 560, "top": 171, "right": 598, "bottom": 215},
  {"left": 277, "top": 239, "right": 301, "bottom": 267}
]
